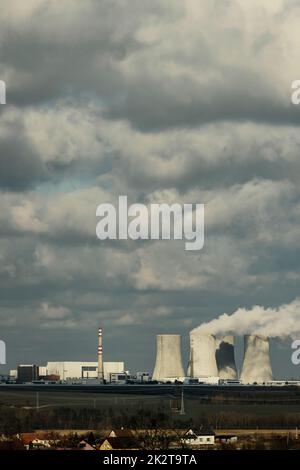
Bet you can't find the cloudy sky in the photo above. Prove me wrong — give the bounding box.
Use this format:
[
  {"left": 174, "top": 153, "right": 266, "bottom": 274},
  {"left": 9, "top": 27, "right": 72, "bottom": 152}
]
[{"left": 1, "top": 0, "right": 300, "bottom": 378}]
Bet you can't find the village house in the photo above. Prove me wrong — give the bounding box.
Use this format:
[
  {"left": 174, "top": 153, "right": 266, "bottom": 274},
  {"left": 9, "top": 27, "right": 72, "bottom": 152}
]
[
  {"left": 182, "top": 428, "right": 215, "bottom": 446},
  {"left": 17, "top": 432, "right": 57, "bottom": 449},
  {"left": 78, "top": 440, "right": 96, "bottom": 450},
  {"left": 97, "top": 437, "right": 139, "bottom": 450}
]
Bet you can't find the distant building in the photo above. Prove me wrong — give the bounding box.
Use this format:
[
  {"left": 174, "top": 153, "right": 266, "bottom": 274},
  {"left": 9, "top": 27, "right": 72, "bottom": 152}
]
[
  {"left": 17, "top": 365, "right": 39, "bottom": 383},
  {"left": 103, "top": 362, "right": 125, "bottom": 382},
  {"left": 9, "top": 370, "right": 17, "bottom": 380},
  {"left": 197, "top": 376, "right": 219, "bottom": 385},
  {"left": 109, "top": 372, "right": 127, "bottom": 384},
  {"left": 38, "top": 374, "right": 60, "bottom": 382},
  {"left": 136, "top": 372, "right": 150, "bottom": 382},
  {"left": 184, "top": 376, "right": 219, "bottom": 385}
]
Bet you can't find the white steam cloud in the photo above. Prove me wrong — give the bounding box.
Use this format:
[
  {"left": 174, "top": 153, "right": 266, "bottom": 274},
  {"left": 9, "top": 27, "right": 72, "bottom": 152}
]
[{"left": 192, "top": 298, "right": 300, "bottom": 339}]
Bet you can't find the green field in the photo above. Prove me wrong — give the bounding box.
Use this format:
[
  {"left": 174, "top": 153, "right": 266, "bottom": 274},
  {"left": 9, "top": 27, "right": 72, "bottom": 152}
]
[{"left": 1, "top": 389, "right": 300, "bottom": 422}]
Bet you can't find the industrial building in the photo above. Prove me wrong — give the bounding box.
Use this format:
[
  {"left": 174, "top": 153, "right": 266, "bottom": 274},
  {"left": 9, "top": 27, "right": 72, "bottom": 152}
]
[
  {"left": 136, "top": 372, "right": 150, "bottom": 382},
  {"left": 9, "top": 327, "right": 127, "bottom": 384},
  {"left": 38, "top": 361, "right": 124, "bottom": 382},
  {"left": 17, "top": 365, "right": 39, "bottom": 383}
]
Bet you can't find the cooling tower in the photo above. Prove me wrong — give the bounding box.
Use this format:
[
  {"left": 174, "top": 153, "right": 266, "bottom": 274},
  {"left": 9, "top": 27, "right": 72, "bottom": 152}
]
[
  {"left": 188, "top": 333, "right": 218, "bottom": 378},
  {"left": 240, "top": 335, "right": 273, "bottom": 384},
  {"left": 215, "top": 335, "right": 238, "bottom": 380},
  {"left": 152, "top": 335, "right": 185, "bottom": 382}
]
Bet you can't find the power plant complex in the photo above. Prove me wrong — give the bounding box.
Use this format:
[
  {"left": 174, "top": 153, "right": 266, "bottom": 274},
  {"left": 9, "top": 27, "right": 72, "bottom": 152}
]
[
  {"left": 9, "top": 325, "right": 293, "bottom": 387},
  {"left": 152, "top": 332, "right": 275, "bottom": 385}
]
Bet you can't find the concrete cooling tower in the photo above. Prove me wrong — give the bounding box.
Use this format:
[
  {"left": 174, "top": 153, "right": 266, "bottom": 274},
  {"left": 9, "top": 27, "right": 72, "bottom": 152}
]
[
  {"left": 152, "top": 335, "right": 185, "bottom": 382},
  {"left": 240, "top": 335, "right": 273, "bottom": 384},
  {"left": 215, "top": 335, "right": 238, "bottom": 380},
  {"left": 188, "top": 333, "right": 218, "bottom": 378}
]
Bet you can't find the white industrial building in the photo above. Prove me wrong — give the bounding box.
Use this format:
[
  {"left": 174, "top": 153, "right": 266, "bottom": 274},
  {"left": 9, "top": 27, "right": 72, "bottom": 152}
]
[
  {"left": 136, "top": 371, "right": 150, "bottom": 382},
  {"left": 37, "top": 361, "right": 124, "bottom": 382},
  {"left": 9, "top": 370, "right": 17, "bottom": 380}
]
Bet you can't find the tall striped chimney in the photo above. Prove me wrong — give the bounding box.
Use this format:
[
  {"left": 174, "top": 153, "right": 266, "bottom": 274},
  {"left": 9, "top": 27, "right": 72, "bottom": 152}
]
[{"left": 98, "top": 327, "right": 104, "bottom": 381}]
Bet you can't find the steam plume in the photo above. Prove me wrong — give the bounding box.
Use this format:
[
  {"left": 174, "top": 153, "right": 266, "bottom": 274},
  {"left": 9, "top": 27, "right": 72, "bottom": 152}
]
[{"left": 192, "top": 298, "right": 300, "bottom": 339}]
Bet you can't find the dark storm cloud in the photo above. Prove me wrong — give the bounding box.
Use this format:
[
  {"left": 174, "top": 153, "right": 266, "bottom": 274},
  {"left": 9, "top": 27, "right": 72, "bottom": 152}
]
[
  {"left": 1, "top": 0, "right": 300, "bottom": 378},
  {"left": 0, "top": 131, "right": 46, "bottom": 190},
  {"left": 105, "top": 75, "right": 300, "bottom": 131},
  {"left": 1, "top": 0, "right": 299, "bottom": 130},
  {"left": 0, "top": 0, "right": 175, "bottom": 107},
  {"left": 0, "top": 105, "right": 118, "bottom": 190}
]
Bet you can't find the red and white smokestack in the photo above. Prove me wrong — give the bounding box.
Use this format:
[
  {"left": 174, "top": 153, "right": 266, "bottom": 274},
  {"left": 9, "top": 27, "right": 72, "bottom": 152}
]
[{"left": 98, "top": 327, "right": 104, "bottom": 381}]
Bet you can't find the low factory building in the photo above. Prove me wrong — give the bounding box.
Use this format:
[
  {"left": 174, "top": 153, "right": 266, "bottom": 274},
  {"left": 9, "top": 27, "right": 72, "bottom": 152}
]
[
  {"left": 39, "top": 361, "right": 125, "bottom": 381},
  {"left": 184, "top": 376, "right": 219, "bottom": 385},
  {"left": 136, "top": 372, "right": 150, "bottom": 382},
  {"left": 9, "top": 370, "right": 17, "bottom": 380},
  {"left": 17, "top": 365, "right": 39, "bottom": 383},
  {"left": 11, "top": 361, "right": 125, "bottom": 383}
]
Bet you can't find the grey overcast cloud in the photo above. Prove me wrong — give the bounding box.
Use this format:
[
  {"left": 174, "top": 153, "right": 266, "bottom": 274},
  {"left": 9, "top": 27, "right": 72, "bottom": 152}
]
[{"left": 1, "top": 0, "right": 300, "bottom": 378}]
